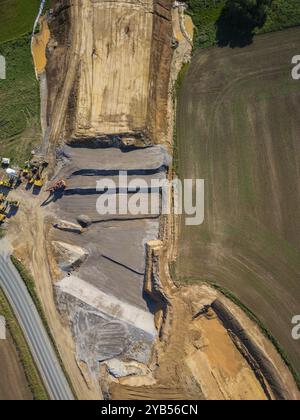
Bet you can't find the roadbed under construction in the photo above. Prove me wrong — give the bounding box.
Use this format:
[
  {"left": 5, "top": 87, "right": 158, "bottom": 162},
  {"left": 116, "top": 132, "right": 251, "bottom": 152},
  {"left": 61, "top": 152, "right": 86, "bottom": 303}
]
[{"left": 47, "top": 143, "right": 170, "bottom": 379}]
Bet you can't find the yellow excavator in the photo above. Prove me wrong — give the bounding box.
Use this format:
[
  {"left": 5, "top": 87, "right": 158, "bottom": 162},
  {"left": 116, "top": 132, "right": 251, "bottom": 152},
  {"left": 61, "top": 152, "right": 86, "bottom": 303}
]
[
  {"left": 0, "top": 176, "right": 14, "bottom": 189},
  {"left": 0, "top": 214, "right": 6, "bottom": 224}
]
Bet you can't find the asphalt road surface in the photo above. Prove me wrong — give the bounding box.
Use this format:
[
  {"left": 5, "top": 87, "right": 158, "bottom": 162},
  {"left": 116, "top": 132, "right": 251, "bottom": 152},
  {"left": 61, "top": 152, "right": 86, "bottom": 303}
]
[{"left": 0, "top": 252, "right": 74, "bottom": 400}]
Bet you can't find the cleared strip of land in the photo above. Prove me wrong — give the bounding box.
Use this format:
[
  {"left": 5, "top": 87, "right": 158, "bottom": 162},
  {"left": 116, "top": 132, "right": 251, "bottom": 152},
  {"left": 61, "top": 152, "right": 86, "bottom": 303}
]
[{"left": 176, "top": 28, "right": 300, "bottom": 380}]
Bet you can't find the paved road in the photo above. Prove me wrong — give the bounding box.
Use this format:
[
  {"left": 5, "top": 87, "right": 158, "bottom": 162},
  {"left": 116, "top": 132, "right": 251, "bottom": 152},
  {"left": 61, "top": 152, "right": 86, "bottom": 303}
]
[{"left": 0, "top": 252, "right": 74, "bottom": 400}]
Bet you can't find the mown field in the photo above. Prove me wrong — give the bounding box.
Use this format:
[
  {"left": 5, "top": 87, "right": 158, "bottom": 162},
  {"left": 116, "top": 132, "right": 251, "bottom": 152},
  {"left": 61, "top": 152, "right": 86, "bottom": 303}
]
[
  {"left": 176, "top": 28, "right": 300, "bottom": 381},
  {"left": 188, "top": 0, "right": 300, "bottom": 48},
  {"left": 0, "top": 0, "right": 44, "bottom": 165},
  {"left": 0, "top": 35, "right": 41, "bottom": 164}
]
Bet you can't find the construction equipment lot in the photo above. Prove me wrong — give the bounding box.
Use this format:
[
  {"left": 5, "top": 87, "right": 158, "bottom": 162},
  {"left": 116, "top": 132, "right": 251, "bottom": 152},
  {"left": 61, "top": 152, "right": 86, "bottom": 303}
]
[{"left": 176, "top": 27, "right": 300, "bottom": 380}]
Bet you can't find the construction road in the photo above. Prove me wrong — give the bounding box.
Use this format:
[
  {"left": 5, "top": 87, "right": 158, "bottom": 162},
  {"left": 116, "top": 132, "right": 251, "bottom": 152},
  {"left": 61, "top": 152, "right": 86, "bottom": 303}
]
[{"left": 0, "top": 251, "right": 74, "bottom": 400}]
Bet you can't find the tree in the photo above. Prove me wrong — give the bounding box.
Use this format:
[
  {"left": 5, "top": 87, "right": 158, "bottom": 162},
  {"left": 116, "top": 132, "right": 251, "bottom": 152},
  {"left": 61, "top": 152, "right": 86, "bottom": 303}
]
[
  {"left": 226, "top": 0, "right": 272, "bottom": 30},
  {"left": 216, "top": 0, "right": 273, "bottom": 47}
]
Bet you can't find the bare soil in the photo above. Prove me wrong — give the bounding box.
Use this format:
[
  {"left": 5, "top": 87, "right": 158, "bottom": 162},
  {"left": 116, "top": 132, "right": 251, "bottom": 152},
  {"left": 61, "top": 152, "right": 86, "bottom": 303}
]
[{"left": 176, "top": 27, "right": 300, "bottom": 381}]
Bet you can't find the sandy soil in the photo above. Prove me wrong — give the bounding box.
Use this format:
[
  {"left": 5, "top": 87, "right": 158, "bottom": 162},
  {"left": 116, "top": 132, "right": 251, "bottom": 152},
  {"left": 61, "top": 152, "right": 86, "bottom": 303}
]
[
  {"left": 110, "top": 276, "right": 268, "bottom": 400},
  {"left": 32, "top": 16, "right": 50, "bottom": 75}
]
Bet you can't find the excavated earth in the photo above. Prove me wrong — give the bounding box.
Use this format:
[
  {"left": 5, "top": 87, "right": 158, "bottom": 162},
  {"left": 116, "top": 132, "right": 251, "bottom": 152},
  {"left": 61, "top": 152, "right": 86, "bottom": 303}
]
[
  {"left": 49, "top": 145, "right": 170, "bottom": 378},
  {"left": 8, "top": 0, "right": 299, "bottom": 400},
  {"left": 41, "top": 0, "right": 175, "bottom": 387}
]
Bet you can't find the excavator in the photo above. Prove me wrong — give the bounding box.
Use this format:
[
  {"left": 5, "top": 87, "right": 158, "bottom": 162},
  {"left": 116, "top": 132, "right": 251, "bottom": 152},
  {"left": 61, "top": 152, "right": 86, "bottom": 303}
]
[
  {"left": 29, "top": 166, "right": 44, "bottom": 187},
  {"left": 24, "top": 160, "right": 48, "bottom": 188},
  {"left": 9, "top": 200, "right": 20, "bottom": 209},
  {"left": 0, "top": 176, "right": 14, "bottom": 189},
  {"left": 0, "top": 199, "right": 9, "bottom": 214}
]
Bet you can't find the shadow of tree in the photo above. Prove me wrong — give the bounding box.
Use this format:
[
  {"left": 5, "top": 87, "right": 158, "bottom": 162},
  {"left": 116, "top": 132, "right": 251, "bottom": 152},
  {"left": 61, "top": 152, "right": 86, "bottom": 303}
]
[{"left": 216, "top": 1, "right": 270, "bottom": 48}]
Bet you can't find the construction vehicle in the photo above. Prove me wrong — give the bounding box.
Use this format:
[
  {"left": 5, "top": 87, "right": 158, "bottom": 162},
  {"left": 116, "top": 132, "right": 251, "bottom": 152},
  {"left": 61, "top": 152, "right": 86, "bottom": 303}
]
[
  {"left": 0, "top": 214, "right": 6, "bottom": 224},
  {"left": 14, "top": 170, "right": 23, "bottom": 188},
  {"left": 46, "top": 179, "right": 67, "bottom": 194},
  {"left": 34, "top": 178, "right": 44, "bottom": 188},
  {"left": 0, "top": 176, "right": 13, "bottom": 189},
  {"left": 9, "top": 200, "right": 20, "bottom": 209},
  {"left": 0, "top": 200, "right": 9, "bottom": 214},
  {"left": 22, "top": 168, "right": 30, "bottom": 179},
  {"left": 27, "top": 160, "right": 48, "bottom": 188},
  {"left": 29, "top": 172, "right": 44, "bottom": 187}
]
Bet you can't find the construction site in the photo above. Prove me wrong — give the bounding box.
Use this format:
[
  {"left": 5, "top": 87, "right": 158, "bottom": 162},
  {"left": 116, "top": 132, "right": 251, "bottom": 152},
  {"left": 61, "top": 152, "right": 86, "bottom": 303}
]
[{"left": 0, "top": 0, "right": 299, "bottom": 401}]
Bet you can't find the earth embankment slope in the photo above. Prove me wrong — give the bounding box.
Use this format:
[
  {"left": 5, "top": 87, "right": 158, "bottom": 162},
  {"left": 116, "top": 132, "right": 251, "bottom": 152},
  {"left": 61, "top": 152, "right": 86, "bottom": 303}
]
[
  {"left": 176, "top": 27, "right": 300, "bottom": 380},
  {"left": 37, "top": 0, "right": 174, "bottom": 392},
  {"left": 47, "top": 0, "right": 173, "bottom": 145}
]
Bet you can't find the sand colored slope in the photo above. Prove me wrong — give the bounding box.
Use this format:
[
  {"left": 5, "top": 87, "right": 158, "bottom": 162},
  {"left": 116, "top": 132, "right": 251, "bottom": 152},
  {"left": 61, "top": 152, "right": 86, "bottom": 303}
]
[{"left": 32, "top": 16, "right": 50, "bottom": 75}]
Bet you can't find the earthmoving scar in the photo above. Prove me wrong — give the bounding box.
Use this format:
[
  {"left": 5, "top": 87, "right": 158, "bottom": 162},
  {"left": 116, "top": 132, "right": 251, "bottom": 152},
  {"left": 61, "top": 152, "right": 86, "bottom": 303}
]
[
  {"left": 46, "top": 179, "right": 67, "bottom": 194},
  {"left": 24, "top": 160, "right": 48, "bottom": 187}
]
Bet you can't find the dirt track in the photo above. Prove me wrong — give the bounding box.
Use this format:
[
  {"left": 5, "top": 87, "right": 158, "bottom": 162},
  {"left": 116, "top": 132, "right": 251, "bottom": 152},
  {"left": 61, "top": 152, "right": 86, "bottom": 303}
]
[{"left": 176, "top": 27, "right": 300, "bottom": 380}]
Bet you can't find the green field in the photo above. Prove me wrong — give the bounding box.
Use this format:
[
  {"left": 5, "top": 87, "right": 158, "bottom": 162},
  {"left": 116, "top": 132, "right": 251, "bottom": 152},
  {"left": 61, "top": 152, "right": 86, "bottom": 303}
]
[
  {"left": 188, "top": 0, "right": 300, "bottom": 48},
  {"left": 0, "top": 0, "right": 43, "bottom": 164},
  {"left": 0, "top": 35, "right": 41, "bottom": 164},
  {"left": 176, "top": 28, "right": 300, "bottom": 382},
  {"left": 0, "top": 0, "right": 43, "bottom": 43}
]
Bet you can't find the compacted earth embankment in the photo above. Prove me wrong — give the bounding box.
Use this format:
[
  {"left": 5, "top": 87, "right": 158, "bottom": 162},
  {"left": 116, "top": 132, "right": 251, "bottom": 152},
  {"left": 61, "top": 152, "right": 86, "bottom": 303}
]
[{"left": 40, "top": 0, "right": 176, "bottom": 394}]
